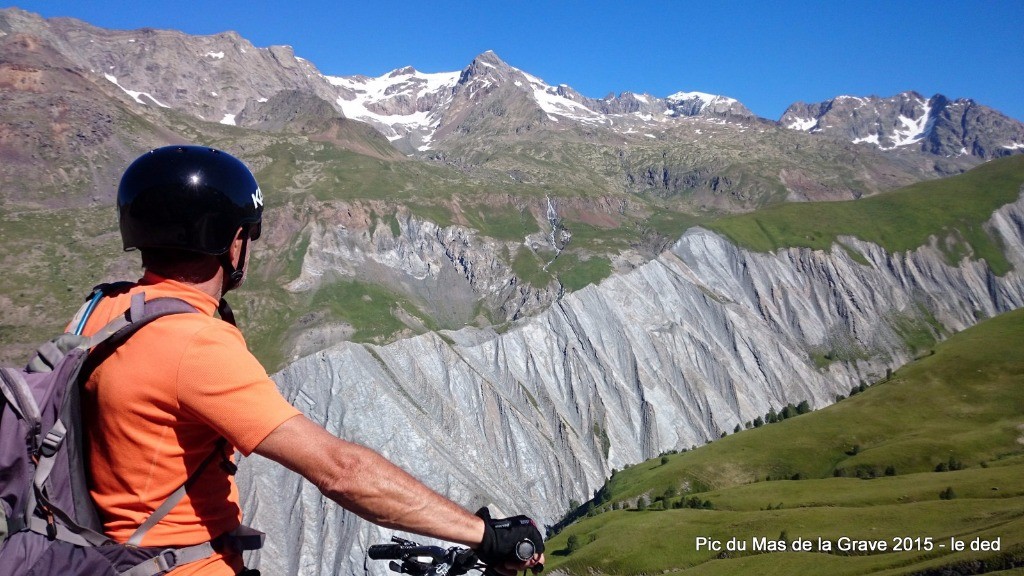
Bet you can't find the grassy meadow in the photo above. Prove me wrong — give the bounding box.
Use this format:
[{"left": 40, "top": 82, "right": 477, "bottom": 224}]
[{"left": 545, "top": 308, "right": 1024, "bottom": 575}]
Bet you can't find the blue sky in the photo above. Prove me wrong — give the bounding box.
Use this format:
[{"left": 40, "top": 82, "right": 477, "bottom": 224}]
[{"left": 10, "top": 1, "right": 1024, "bottom": 121}]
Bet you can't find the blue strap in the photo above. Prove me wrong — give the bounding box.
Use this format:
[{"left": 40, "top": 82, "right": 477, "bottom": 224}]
[{"left": 73, "top": 289, "right": 105, "bottom": 336}]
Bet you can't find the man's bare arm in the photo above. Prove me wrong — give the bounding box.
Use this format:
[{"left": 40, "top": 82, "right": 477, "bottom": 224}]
[{"left": 253, "top": 414, "right": 486, "bottom": 548}]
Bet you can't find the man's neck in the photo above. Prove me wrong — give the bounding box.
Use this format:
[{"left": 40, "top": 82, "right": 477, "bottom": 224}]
[{"left": 192, "top": 271, "right": 226, "bottom": 301}]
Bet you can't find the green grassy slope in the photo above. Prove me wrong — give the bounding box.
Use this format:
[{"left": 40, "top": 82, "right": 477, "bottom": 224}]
[
  {"left": 545, "top": 308, "right": 1024, "bottom": 575},
  {"left": 706, "top": 155, "right": 1024, "bottom": 275}
]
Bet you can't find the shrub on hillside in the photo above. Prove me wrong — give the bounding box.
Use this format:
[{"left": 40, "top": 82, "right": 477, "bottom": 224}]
[{"left": 566, "top": 534, "right": 581, "bottom": 554}]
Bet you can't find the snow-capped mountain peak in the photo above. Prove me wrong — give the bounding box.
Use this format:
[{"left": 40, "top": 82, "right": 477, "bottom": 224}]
[
  {"left": 11, "top": 0, "right": 1012, "bottom": 164},
  {"left": 780, "top": 92, "right": 1024, "bottom": 159},
  {"left": 665, "top": 90, "right": 748, "bottom": 118},
  {"left": 667, "top": 90, "right": 736, "bottom": 106}
]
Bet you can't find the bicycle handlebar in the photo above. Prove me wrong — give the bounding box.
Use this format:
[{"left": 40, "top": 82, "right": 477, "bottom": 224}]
[
  {"left": 365, "top": 536, "right": 542, "bottom": 576},
  {"left": 367, "top": 543, "right": 405, "bottom": 560}
]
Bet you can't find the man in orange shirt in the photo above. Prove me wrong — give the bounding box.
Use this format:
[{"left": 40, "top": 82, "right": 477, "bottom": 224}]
[{"left": 81, "top": 146, "right": 545, "bottom": 575}]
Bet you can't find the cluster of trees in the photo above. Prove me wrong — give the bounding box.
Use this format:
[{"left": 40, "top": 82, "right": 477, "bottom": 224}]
[
  {"left": 565, "top": 534, "right": 581, "bottom": 554},
  {"left": 829, "top": 452, "right": 971, "bottom": 483},
  {"left": 671, "top": 496, "right": 714, "bottom": 510},
  {"left": 833, "top": 465, "right": 897, "bottom": 478},
  {"left": 550, "top": 479, "right": 616, "bottom": 536},
  {"left": 739, "top": 400, "right": 813, "bottom": 431},
  {"left": 634, "top": 493, "right": 714, "bottom": 511},
  {"left": 650, "top": 398, "right": 819, "bottom": 448},
  {"left": 831, "top": 454, "right": 966, "bottom": 479},
  {"left": 568, "top": 489, "right": 714, "bottom": 516},
  {"left": 935, "top": 456, "right": 964, "bottom": 472},
  {"left": 552, "top": 389, "right": 893, "bottom": 541},
  {"left": 564, "top": 533, "right": 598, "bottom": 554},
  {"left": 835, "top": 371, "right": 890, "bottom": 403},
  {"left": 551, "top": 468, "right": 716, "bottom": 538}
]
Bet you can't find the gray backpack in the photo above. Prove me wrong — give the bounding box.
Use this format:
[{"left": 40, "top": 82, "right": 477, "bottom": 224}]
[{"left": 0, "top": 285, "right": 263, "bottom": 575}]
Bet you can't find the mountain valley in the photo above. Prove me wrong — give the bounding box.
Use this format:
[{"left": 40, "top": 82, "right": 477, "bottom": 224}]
[{"left": 1, "top": 7, "right": 1024, "bottom": 575}]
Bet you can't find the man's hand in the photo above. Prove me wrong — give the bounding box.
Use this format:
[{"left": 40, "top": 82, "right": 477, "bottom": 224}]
[{"left": 474, "top": 508, "right": 545, "bottom": 574}]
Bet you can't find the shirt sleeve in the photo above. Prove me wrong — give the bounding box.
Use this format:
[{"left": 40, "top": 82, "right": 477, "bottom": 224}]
[{"left": 175, "top": 322, "right": 302, "bottom": 455}]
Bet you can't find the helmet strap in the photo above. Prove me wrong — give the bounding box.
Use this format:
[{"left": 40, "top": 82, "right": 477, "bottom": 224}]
[
  {"left": 217, "top": 298, "right": 237, "bottom": 326},
  {"left": 219, "top": 234, "right": 250, "bottom": 294}
]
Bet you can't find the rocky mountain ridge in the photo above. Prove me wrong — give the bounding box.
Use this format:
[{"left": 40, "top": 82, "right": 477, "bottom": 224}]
[
  {"left": 239, "top": 190, "right": 1024, "bottom": 575},
  {"left": 782, "top": 92, "right": 1024, "bottom": 160},
  {"left": 3, "top": 7, "right": 1020, "bottom": 165},
  {"left": 0, "top": 8, "right": 340, "bottom": 124},
  {"left": 329, "top": 50, "right": 760, "bottom": 153}
]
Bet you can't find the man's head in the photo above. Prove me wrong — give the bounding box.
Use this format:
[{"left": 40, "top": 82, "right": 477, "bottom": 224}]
[{"left": 118, "top": 145, "right": 263, "bottom": 292}]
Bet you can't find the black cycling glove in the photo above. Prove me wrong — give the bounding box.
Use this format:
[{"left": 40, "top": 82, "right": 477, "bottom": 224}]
[{"left": 474, "top": 507, "right": 545, "bottom": 566}]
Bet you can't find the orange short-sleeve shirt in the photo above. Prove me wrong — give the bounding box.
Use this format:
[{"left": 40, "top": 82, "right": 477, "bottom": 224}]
[{"left": 81, "top": 272, "right": 301, "bottom": 575}]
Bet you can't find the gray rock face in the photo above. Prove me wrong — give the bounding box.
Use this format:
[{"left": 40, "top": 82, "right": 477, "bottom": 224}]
[
  {"left": 781, "top": 92, "right": 1024, "bottom": 161},
  {"left": 0, "top": 7, "right": 344, "bottom": 125},
  {"left": 236, "top": 90, "right": 340, "bottom": 133},
  {"left": 924, "top": 96, "right": 1024, "bottom": 159},
  {"left": 238, "top": 194, "right": 1024, "bottom": 575},
  {"left": 284, "top": 207, "right": 561, "bottom": 344}
]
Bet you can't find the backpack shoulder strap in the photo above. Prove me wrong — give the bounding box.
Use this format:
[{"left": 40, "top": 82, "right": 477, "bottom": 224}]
[
  {"left": 0, "top": 366, "right": 42, "bottom": 425},
  {"left": 87, "top": 293, "right": 199, "bottom": 350},
  {"left": 29, "top": 285, "right": 194, "bottom": 373}
]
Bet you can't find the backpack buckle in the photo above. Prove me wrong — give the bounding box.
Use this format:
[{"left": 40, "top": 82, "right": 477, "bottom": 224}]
[
  {"left": 155, "top": 549, "right": 181, "bottom": 571},
  {"left": 39, "top": 428, "right": 66, "bottom": 458}
]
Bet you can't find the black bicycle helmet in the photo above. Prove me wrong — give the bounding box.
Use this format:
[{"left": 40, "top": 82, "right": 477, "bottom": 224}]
[{"left": 118, "top": 145, "right": 263, "bottom": 255}]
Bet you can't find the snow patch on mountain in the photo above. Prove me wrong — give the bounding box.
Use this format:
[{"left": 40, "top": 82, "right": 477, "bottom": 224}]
[
  {"left": 778, "top": 92, "right": 1024, "bottom": 161},
  {"left": 787, "top": 117, "right": 818, "bottom": 131},
  {"left": 103, "top": 73, "right": 170, "bottom": 108},
  {"left": 889, "top": 97, "right": 933, "bottom": 148},
  {"left": 326, "top": 68, "right": 460, "bottom": 145},
  {"left": 524, "top": 72, "right": 605, "bottom": 125},
  {"left": 853, "top": 134, "right": 881, "bottom": 146}
]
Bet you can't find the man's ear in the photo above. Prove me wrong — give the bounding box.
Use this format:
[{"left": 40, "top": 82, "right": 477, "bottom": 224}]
[{"left": 229, "top": 227, "right": 247, "bottom": 265}]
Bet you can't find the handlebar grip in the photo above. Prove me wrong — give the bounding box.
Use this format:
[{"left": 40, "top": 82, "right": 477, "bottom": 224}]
[{"left": 368, "top": 543, "right": 403, "bottom": 560}]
